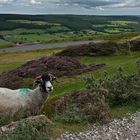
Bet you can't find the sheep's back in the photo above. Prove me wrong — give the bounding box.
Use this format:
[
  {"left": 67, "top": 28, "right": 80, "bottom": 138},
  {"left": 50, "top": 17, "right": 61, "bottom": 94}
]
[{"left": 0, "top": 88, "right": 30, "bottom": 115}]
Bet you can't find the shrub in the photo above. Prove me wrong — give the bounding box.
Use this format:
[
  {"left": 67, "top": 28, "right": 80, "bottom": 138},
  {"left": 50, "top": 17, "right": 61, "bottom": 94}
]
[
  {"left": 0, "top": 122, "right": 50, "bottom": 140},
  {"left": 0, "top": 56, "right": 105, "bottom": 89},
  {"left": 0, "top": 70, "right": 23, "bottom": 89},
  {"left": 53, "top": 88, "right": 110, "bottom": 124},
  {"left": 0, "top": 111, "right": 24, "bottom": 127},
  {"left": 84, "top": 62, "right": 140, "bottom": 106},
  {"left": 56, "top": 41, "right": 117, "bottom": 57},
  {"left": 53, "top": 106, "right": 87, "bottom": 124},
  {"left": 118, "top": 38, "right": 140, "bottom": 52},
  {"left": 130, "top": 38, "right": 140, "bottom": 51}
]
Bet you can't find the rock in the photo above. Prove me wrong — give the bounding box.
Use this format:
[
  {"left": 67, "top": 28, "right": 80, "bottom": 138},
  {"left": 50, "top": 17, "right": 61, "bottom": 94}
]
[
  {"left": 58, "top": 112, "right": 140, "bottom": 140},
  {"left": 0, "top": 115, "right": 51, "bottom": 133}
]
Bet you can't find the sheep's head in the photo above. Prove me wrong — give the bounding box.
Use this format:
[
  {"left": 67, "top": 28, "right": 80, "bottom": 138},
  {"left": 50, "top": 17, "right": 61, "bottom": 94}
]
[{"left": 34, "top": 73, "right": 56, "bottom": 93}]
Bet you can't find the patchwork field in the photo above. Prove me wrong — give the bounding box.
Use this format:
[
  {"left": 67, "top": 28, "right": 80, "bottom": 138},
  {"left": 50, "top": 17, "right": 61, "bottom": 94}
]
[{"left": 0, "top": 14, "right": 140, "bottom": 49}]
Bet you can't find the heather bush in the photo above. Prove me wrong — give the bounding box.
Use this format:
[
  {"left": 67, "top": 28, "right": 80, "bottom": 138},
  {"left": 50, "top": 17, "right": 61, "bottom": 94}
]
[
  {"left": 53, "top": 106, "right": 88, "bottom": 124},
  {"left": 0, "top": 70, "right": 23, "bottom": 89},
  {"left": 16, "top": 56, "right": 105, "bottom": 78},
  {"left": 0, "top": 111, "right": 24, "bottom": 127},
  {"left": 0, "top": 56, "right": 105, "bottom": 89},
  {"left": 130, "top": 38, "right": 140, "bottom": 51},
  {"left": 118, "top": 38, "right": 140, "bottom": 53},
  {"left": 0, "top": 121, "right": 50, "bottom": 140},
  {"left": 84, "top": 61, "right": 140, "bottom": 106},
  {"left": 53, "top": 88, "right": 110, "bottom": 124},
  {"left": 56, "top": 42, "right": 117, "bottom": 57},
  {"left": 56, "top": 39, "right": 140, "bottom": 57},
  {"left": 136, "top": 58, "right": 140, "bottom": 75}
]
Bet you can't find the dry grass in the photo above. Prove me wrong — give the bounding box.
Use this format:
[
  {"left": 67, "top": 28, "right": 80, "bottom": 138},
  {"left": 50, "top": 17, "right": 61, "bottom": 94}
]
[{"left": 0, "top": 47, "right": 63, "bottom": 73}]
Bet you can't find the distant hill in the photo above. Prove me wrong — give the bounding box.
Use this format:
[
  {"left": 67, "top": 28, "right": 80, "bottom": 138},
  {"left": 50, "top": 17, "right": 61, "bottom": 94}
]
[
  {"left": 0, "top": 14, "right": 140, "bottom": 47},
  {"left": 0, "top": 14, "right": 140, "bottom": 32}
]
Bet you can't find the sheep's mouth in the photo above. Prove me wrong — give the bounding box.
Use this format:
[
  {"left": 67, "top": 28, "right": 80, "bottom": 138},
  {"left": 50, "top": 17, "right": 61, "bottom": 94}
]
[
  {"left": 39, "top": 81, "right": 53, "bottom": 93},
  {"left": 46, "top": 87, "right": 53, "bottom": 92}
]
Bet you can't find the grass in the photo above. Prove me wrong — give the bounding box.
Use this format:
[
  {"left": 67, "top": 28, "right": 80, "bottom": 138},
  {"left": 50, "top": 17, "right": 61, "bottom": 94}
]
[
  {"left": 110, "top": 104, "right": 140, "bottom": 119},
  {"left": 0, "top": 39, "right": 13, "bottom": 49},
  {"left": 0, "top": 31, "right": 139, "bottom": 50},
  {"left": 0, "top": 47, "right": 63, "bottom": 73},
  {"left": 8, "top": 33, "right": 84, "bottom": 43},
  {"left": 0, "top": 50, "right": 140, "bottom": 96},
  {"left": 8, "top": 19, "right": 61, "bottom": 26},
  {"left": 0, "top": 49, "right": 140, "bottom": 139},
  {"left": 110, "top": 20, "right": 138, "bottom": 26},
  {"left": 0, "top": 29, "right": 46, "bottom": 36},
  {"left": 104, "top": 28, "right": 132, "bottom": 33},
  {"left": 43, "top": 52, "right": 140, "bottom": 118},
  {"left": 79, "top": 52, "right": 140, "bottom": 74}
]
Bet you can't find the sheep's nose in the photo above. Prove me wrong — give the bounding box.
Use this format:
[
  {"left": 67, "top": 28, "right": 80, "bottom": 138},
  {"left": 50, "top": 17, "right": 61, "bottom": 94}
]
[{"left": 48, "top": 87, "right": 53, "bottom": 91}]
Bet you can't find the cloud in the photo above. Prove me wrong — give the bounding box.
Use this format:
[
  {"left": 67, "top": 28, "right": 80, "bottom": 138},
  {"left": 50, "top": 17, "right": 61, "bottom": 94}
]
[
  {"left": 58, "top": 0, "right": 140, "bottom": 9},
  {"left": 1, "top": 0, "right": 140, "bottom": 9},
  {"left": 0, "top": 0, "right": 140, "bottom": 15},
  {"left": 59, "top": 0, "right": 119, "bottom": 8},
  {"left": 96, "top": 6, "right": 104, "bottom": 11},
  {"left": 0, "top": 0, "right": 15, "bottom": 4},
  {"left": 30, "top": 0, "right": 41, "bottom": 5},
  {"left": 116, "top": 0, "right": 139, "bottom": 8}
]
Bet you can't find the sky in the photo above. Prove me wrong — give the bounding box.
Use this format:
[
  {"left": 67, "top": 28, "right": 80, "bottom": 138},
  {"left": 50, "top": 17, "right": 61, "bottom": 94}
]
[{"left": 0, "top": 0, "right": 140, "bottom": 15}]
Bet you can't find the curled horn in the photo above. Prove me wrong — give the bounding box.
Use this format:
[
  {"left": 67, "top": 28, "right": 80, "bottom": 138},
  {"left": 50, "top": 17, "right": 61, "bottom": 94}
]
[
  {"left": 35, "top": 75, "right": 42, "bottom": 80},
  {"left": 48, "top": 73, "right": 55, "bottom": 77}
]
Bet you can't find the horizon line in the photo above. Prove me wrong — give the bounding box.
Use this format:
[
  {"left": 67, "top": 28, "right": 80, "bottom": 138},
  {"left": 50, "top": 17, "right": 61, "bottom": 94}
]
[{"left": 0, "top": 13, "right": 140, "bottom": 16}]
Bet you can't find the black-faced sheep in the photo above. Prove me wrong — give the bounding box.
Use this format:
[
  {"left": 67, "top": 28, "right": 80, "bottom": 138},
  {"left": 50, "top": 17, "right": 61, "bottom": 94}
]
[{"left": 0, "top": 73, "right": 56, "bottom": 117}]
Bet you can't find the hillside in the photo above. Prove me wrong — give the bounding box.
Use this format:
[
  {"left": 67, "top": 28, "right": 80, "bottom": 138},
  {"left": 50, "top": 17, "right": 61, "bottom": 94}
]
[
  {"left": 0, "top": 14, "right": 140, "bottom": 32},
  {"left": 0, "top": 39, "right": 140, "bottom": 139},
  {"left": 0, "top": 14, "right": 140, "bottom": 139},
  {"left": 0, "top": 14, "right": 140, "bottom": 49}
]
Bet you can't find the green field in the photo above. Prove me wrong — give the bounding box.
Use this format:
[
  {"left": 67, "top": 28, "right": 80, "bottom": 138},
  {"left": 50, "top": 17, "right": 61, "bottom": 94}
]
[
  {"left": 0, "top": 14, "right": 140, "bottom": 49},
  {"left": 0, "top": 49, "right": 140, "bottom": 105},
  {"left": 110, "top": 20, "right": 138, "bottom": 26},
  {"left": 0, "top": 39, "right": 13, "bottom": 49}
]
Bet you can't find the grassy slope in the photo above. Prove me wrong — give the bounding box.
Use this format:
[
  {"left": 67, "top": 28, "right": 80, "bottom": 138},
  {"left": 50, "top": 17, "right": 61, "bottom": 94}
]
[
  {"left": 0, "top": 48, "right": 140, "bottom": 138},
  {"left": 0, "top": 49, "right": 140, "bottom": 116},
  {"left": 0, "top": 47, "right": 63, "bottom": 73},
  {"left": 0, "top": 39, "right": 13, "bottom": 49}
]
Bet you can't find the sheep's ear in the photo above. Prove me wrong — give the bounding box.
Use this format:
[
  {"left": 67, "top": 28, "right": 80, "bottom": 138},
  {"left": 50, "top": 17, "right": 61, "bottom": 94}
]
[
  {"left": 34, "top": 80, "right": 41, "bottom": 84},
  {"left": 52, "top": 77, "right": 56, "bottom": 81},
  {"left": 33, "top": 80, "right": 42, "bottom": 88}
]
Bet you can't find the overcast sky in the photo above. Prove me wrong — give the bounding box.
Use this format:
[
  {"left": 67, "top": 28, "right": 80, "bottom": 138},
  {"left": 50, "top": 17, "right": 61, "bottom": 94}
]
[{"left": 0, "top": 0, "right": 140, "bottom": 15}]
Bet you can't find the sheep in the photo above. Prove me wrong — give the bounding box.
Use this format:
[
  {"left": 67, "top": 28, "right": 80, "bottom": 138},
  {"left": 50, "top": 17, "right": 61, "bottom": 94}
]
[{"left": 0, "top": 73, "right": 56, "bottom": 117}]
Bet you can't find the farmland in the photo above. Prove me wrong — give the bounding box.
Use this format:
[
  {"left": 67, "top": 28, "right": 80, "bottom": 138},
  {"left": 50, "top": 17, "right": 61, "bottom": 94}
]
[
  {"left": 0, "top": 14, "right": 140, "bottom": 139},
  {"left": 0, "top": 14, "right": 140, "bottom": 49}
]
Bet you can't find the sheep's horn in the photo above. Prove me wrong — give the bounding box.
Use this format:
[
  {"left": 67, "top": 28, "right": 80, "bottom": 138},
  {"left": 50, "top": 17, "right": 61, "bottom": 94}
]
[
  {"left": 35, "top": 75, "right": 42, "bottom": 80},
  {"left": 48, "top": 73, "right": 55, "bottom": 77}
]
